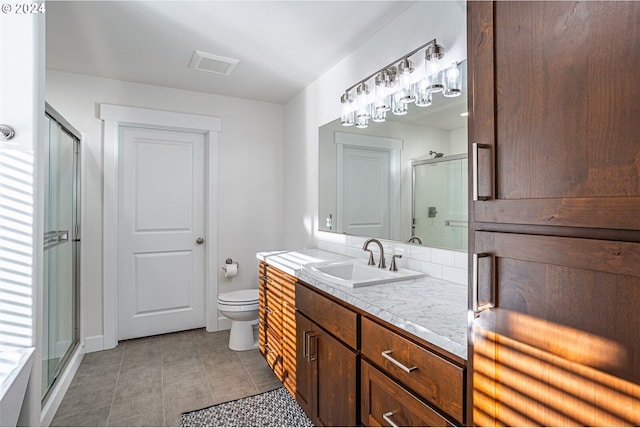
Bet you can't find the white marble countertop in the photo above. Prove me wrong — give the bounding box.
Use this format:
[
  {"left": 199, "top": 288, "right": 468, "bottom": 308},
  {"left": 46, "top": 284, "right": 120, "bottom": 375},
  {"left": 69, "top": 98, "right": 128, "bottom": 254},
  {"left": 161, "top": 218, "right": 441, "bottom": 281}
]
[{"left": 257, "top": 249, "right": 468, "bottom": 361}]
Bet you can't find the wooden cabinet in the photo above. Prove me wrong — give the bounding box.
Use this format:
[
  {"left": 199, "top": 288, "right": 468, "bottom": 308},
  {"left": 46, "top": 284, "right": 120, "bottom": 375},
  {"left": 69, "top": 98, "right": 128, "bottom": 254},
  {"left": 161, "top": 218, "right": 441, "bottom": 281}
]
[
  {"left": 295, "top": 283, "right": 358, "bottom": 426},
  {"left": 258, "top": 262, "right": 297, "bottom": 396},
  {"left": 468, "top": 2, "right": 640, "bottom": 425},
  {"left": 469, "top": 1, "right": 640, "bottom": 231},
  {"left": 361, "top": 360, "right": 453, "bottom": 427},
  {"left": 295, "top": 280, "right": 467, "bottom": 427},
  {"left": 361, "top": 317, "right": 464, "bottom": 424}
]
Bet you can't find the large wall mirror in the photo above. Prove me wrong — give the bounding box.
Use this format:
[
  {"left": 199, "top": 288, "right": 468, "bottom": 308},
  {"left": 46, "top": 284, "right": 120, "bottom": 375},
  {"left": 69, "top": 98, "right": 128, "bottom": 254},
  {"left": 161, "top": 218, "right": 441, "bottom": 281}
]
[{"left": 318, "top": 61, "right": 468, "bottom": 250}]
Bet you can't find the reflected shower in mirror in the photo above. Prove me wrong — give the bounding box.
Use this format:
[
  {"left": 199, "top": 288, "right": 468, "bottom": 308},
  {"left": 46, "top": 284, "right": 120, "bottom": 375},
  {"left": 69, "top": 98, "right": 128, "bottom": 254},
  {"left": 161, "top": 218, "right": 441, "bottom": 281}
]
[
  {"left": 412, "top": 155, "right": 468, "bottom": 251},
  {"left": 318, "top": 61, "right": 468, "bottom": 250}
]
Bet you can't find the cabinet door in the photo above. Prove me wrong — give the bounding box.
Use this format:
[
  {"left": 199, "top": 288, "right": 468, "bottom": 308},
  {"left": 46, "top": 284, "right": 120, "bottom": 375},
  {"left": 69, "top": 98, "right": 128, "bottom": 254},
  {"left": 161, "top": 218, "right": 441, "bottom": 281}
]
[
  {"left": 469, "top": 1, "right": 640, "bottom": 230},
  {"left": 471, "top": 231, "right": 640, "bottom": 426},
  {"left": 315, "top": 325, "right": 358, "bottom": 427},
  {"left": 295, "top": 312, "right": 315, "bottom": 419},
  {"left": 296, "top": 312, "right": 358, "bottom": 426}
]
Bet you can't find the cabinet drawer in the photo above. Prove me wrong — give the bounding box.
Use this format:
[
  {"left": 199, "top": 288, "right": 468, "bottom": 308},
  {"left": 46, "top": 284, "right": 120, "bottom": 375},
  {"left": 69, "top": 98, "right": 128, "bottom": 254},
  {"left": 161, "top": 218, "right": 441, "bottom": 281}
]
[
  {"left": 361, "top": 317, "right": 464, "bottom": 423},
  {"left": 362, "top": 360, "right": 453, "bottom": 427},
  {"left": 296, "top": 282, "right": 358, "bottom": 349}
]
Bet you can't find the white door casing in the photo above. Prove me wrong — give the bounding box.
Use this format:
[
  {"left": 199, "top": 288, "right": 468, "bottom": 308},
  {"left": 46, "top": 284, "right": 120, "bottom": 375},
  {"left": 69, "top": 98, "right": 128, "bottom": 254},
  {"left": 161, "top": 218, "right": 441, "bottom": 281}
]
[
  {"left": 335, "top": 132, "right": 402, "bottom": 240},
  {"left": 118, "top": 126, "right": 205, "bottom": 340},
  {"left": 101, "top": 104, "right": 221, "bottom": 350}
]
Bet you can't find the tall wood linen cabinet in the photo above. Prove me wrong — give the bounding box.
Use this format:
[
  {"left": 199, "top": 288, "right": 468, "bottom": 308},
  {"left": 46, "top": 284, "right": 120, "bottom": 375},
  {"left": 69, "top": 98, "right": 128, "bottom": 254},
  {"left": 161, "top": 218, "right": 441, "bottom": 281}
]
[{"left": 467, "top": 2, "right": 640, "bottom": 426}]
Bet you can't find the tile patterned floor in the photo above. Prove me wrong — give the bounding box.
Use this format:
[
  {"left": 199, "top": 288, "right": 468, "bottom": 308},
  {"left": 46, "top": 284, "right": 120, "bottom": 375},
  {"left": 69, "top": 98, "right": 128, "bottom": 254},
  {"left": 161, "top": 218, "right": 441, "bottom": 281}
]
[{"left": 51, "top": 329, "right": 281, "bottom": 427}]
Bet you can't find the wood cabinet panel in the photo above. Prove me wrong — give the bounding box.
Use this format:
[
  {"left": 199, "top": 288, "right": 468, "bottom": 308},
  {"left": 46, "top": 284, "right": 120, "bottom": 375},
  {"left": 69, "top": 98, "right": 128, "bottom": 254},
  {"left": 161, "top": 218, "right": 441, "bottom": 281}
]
[
  {"left": 258, "top": 263, "right": 297, "bottom": 396},
  {"left": 296, "top": 282, "right": 358, "bottom": 349},
  {"left": 361, "top": 360, "right": 453, "bottom": 427},
  {"left": 472, "top": 231, "right": 640, "bottom": 425},
  {"left": 469, "top": 1, "right": 640, "bottom": 230},
  {"left": 295, "top": 311, "right": 314, "bottom": 419},
  {"left": 258, "top": 262, "right": 267, "bottom": 356},
  {"left": 296, "top": 311, "right": 358, "bottom": 427},
  {"left": 361, "top": 317, "right": 465, "bottom": 423}
]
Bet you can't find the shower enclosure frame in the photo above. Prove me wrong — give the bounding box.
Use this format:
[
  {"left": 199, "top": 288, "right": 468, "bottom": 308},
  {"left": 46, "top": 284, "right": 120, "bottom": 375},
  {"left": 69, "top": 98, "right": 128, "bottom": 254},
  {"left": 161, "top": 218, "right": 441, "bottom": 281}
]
[{"left": 42, "top": 102, "right": 81, "bottom": 402}]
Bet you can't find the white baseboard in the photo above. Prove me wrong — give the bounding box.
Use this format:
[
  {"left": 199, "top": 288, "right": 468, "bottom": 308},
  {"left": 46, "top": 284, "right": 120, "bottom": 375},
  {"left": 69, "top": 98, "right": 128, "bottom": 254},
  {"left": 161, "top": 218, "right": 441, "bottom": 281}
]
[
  {"left": 41, "top": 344, "right": 84, "bottom": 427},
  {"left": 84, "top": 335, "right": 104, "bottom": 353}
]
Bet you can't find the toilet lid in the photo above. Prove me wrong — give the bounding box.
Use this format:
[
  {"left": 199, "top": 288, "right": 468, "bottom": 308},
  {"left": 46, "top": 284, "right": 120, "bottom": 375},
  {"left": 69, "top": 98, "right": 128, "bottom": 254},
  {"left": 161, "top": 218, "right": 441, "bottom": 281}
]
[{"left": 218, "top": 289, "right": 259, "bottom": 304}]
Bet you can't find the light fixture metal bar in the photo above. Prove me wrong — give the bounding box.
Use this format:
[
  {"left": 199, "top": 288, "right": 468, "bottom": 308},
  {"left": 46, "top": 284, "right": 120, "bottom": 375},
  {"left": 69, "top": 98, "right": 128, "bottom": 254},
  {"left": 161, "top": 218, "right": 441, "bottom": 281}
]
[{"left": 343, "top": 38, "right": 438, "bottom": 94}]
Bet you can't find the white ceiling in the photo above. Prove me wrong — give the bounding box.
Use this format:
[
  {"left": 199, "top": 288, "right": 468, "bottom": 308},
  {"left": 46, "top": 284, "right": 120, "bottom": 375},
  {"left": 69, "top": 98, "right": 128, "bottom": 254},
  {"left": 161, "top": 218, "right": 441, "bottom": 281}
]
[{"left": 46, "top": 1, "right": 416, "bottom": 104}]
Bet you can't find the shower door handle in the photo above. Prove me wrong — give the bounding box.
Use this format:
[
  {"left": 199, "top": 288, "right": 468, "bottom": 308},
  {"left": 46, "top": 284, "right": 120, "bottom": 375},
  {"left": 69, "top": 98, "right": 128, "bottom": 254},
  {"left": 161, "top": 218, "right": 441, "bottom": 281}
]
[{"left": 44, "top": 230, "right": 69, "bottom": 250}]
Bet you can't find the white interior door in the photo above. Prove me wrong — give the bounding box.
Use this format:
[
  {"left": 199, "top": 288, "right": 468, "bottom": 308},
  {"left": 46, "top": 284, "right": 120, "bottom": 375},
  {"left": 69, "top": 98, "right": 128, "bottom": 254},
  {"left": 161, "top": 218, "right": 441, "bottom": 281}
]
[
  {"left": 118, "top": 126, "right": 206, "bottom": 340},
  {"left": 342, "top": 147, "right": 391, "bottom": 238}
]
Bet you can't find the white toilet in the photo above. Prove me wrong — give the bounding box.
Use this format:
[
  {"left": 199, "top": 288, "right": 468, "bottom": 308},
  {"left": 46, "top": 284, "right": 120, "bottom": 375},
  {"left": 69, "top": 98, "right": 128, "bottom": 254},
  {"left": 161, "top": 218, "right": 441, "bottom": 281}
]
[{"left": 217, "top": 289, "right": 260, "bottom": 351}]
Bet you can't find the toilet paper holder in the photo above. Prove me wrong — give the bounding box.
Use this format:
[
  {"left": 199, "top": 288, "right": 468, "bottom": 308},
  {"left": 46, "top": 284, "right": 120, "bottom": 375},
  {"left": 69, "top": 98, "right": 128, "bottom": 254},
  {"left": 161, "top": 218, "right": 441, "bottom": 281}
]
[{"left": 222, "top": 258, "right": 239, "bottom": 273}]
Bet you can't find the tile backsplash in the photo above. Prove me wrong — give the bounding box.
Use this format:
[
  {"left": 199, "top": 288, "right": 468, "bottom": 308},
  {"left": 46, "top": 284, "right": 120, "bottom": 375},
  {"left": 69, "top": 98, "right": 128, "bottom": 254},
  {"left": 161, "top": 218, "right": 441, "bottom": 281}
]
[{"left": 317, "top": 231, "right": 468, "bottom": 286}]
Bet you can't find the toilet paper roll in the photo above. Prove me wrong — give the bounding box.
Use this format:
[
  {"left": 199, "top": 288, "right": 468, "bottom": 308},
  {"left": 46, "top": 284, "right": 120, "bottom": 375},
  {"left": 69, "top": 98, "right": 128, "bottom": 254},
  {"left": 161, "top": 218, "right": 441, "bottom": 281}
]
[{"left": 224, "top": 262, "right": 238, "bottom": 278}]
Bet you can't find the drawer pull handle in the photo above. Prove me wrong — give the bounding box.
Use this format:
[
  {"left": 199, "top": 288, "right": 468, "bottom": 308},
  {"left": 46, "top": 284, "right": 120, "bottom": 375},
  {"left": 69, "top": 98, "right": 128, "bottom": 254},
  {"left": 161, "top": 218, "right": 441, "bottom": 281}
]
[
  {"left": 308, "top": 333, "right": 318, "bottom": 362},
  {"left": 381, "top": 350, "right": 417, "bottom": 373},
  {"left": 302, "top": 331, "right": 309, "bottom": 358},
  {"left": 382, "top": 412, "right": 399, "bottom": 427}
]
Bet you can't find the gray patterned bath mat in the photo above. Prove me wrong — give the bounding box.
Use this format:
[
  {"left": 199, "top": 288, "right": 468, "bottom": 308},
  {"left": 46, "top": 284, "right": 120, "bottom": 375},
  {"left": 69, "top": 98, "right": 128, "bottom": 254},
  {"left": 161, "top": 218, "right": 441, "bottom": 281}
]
[{"left": 181, "top": 387, "right": 313, "bottom": 427}]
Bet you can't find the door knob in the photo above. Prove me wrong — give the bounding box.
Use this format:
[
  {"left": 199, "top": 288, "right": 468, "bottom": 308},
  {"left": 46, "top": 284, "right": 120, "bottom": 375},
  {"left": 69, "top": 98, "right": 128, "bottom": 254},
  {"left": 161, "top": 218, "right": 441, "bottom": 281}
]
[
  {"left": 0, "top": 124, "right": 15, "bottom": 141},
  {"left": 196, "top": 237, "right": 204, "bottom": 245}
]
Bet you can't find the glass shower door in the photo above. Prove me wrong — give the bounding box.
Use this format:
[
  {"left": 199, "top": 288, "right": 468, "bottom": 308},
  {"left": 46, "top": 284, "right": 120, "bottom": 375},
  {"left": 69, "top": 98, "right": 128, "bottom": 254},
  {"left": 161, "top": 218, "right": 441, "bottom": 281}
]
[{"left": 42, "top": 113, "right": 80, "bottom": 399}]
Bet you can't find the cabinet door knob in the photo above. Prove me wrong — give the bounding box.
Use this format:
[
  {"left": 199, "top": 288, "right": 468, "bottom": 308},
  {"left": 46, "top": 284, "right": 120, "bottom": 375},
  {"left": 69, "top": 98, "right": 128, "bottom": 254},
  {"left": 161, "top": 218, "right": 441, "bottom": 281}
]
[
  {"left": 381, "top": 350, "right": 417, "bottom": 373},
  {"left": 196, "top": 237, "right": 204, "bottom": 245}
]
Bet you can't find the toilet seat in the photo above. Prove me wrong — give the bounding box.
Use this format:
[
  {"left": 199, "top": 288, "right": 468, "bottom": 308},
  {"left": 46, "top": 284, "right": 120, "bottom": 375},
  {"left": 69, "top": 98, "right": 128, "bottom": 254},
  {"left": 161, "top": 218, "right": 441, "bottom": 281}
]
[{"left": 217, "top": 289, "right": 259, "bottom": 305}]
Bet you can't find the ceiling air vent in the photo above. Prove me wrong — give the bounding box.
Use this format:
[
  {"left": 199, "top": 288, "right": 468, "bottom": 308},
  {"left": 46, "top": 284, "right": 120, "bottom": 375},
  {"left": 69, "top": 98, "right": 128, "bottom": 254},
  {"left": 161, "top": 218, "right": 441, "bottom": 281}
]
[{"left": 189, "top": 50, "right": 239, "bottom": 76}]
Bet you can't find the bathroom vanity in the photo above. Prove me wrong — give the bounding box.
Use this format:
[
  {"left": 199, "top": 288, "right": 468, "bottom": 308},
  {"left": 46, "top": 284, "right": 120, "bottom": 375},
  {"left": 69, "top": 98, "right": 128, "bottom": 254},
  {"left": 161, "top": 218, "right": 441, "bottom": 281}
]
[{"left": 257, "top": 250, "right": 467, "bottom": 426}]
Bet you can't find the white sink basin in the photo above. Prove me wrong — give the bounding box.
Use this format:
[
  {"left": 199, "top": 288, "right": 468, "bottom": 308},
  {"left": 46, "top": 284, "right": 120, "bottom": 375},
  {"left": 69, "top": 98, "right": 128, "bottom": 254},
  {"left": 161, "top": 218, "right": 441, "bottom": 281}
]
[{"left": 302, "top": 259, "right": 424, "bottom": 288}]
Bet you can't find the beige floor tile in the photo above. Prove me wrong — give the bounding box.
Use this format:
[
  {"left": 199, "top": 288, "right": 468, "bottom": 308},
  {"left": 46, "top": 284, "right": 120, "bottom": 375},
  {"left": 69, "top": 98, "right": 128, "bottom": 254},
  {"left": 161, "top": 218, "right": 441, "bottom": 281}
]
[
  {"left": 257, "top": 379, "right": 284, "bottom": 393},
  {"left": 108, "top": 392, "right": 164, "bottom": 423},
  {"left": 120, "top": 348, "right": 162, "bottom": 373},
  {"left": 108, "top": 410, "right": 165, "bottom": 427},
  {"left": 52, "top": 328, "right": 280, "bottom": 427},
  {"left": 209, "top": 372, "right": 259, "bottom": 404},
  {"left": 247, "top": 362, "right": 279, "bottom": 386},
  {"left": 202, "top": 355, "right": 247, "bottom": 381},
  {"left": 162, "top": 346, "right": 200, "bottom": 363},
  {"left": 51, "top": 405, "right": 111, "bottom": 427},
  {"left": 54, "top": 382, "right": 116, "bottom": 418},
  {"left": 81, "top": 347, "right": 124, "bottom": 368}
]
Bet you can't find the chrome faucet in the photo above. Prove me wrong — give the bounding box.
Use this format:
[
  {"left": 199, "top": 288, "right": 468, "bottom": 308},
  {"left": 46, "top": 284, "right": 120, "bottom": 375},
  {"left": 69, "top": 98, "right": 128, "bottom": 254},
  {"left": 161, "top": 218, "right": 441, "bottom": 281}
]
[
  {"left": 362, "top": 238, "right": 386, "bottom": 269},
  {"left": 407, "top": 236, "right": 422, "bottom": 244}
]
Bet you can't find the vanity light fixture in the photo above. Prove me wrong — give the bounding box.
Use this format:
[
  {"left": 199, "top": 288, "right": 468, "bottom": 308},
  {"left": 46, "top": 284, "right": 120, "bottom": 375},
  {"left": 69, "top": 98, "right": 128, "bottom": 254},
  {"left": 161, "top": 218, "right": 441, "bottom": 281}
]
[
  {"left": 340, "top": 39, "right": 460, "bottom": 128},
  {"left": 340, "top": 92, "right": 355, "bottom": 126},
  {"left": 443, "top": 62, "right": 462, "bottom": 97},
  {"left": 397, "top": 58, "right": 415, "bottom": 104}
]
